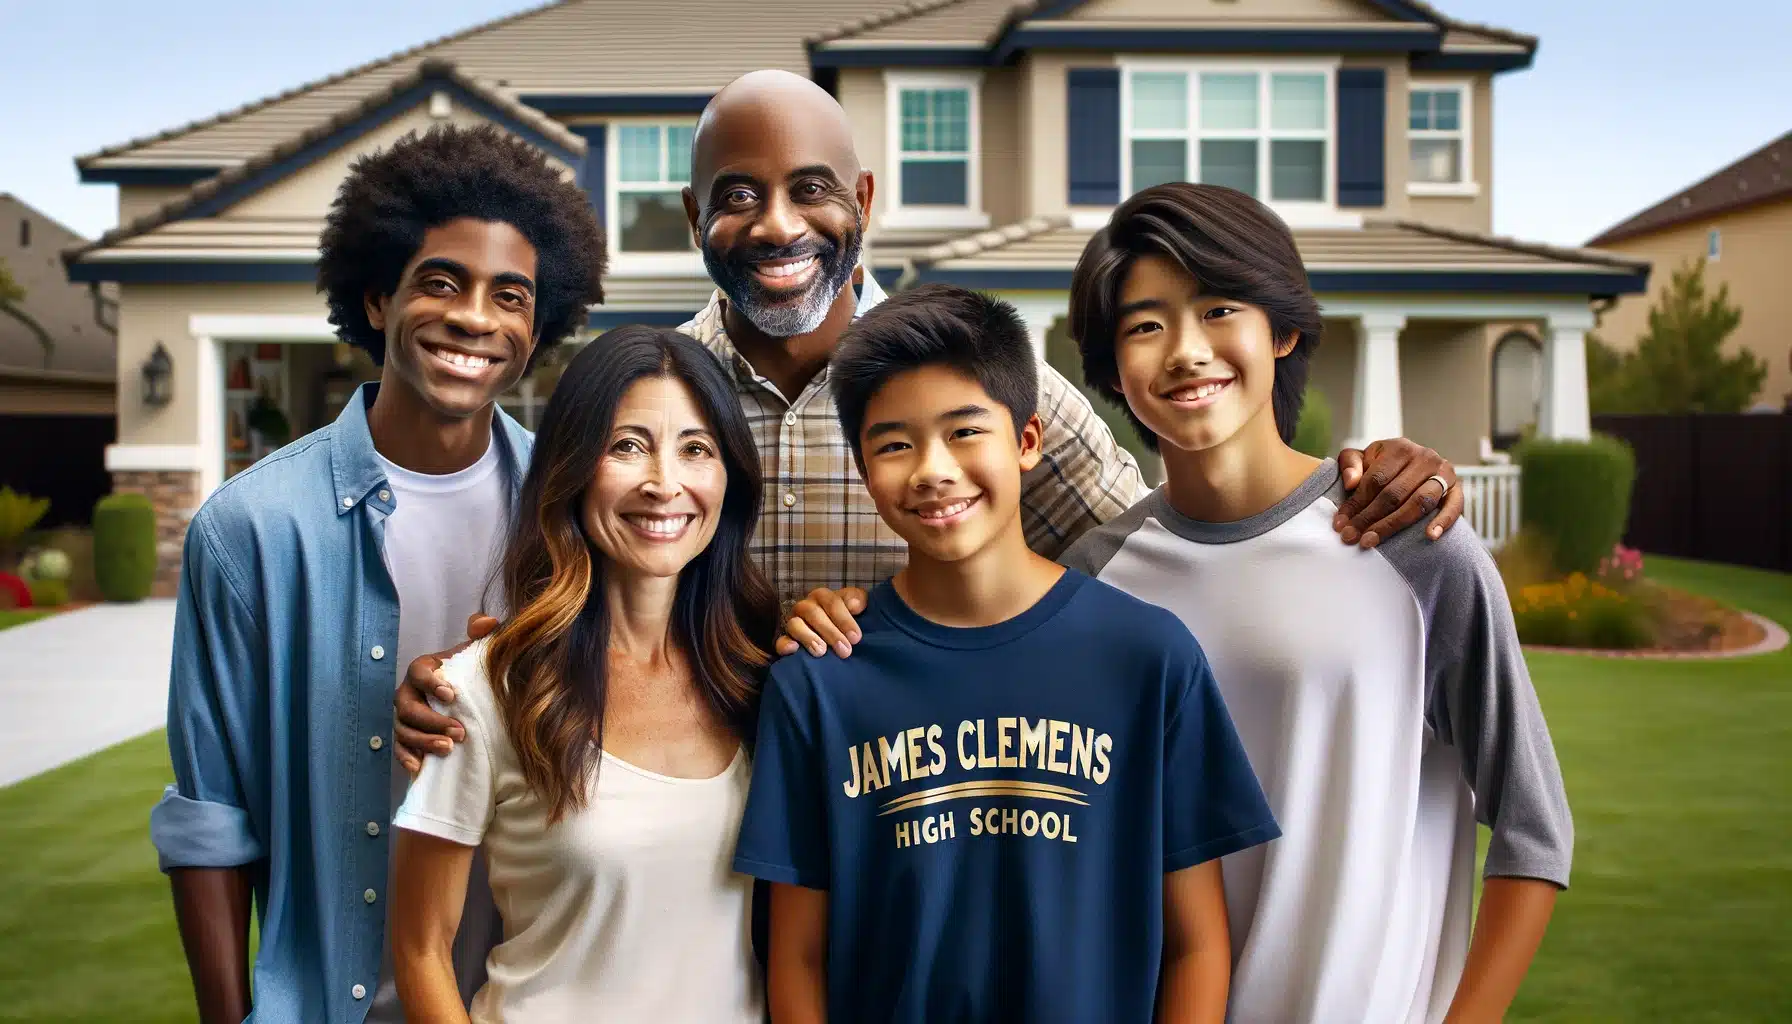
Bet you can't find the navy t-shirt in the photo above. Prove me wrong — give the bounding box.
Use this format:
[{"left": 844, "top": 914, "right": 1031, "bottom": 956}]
[{"left": 732, "top": 568, "right": 1280, "bottom": 1024}]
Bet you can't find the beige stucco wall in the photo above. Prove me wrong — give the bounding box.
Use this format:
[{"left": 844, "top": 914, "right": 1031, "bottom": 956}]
[
  {"left": 118, "top": 184, "right": 194, "bottom": 223},
  {"left": 115, "top": 283, "right": 326, "bottom": 447},
  {"left": 1020, "top": 50, "right": 1115, "bottom": 222},
  {"left": 1068, "top": 0, "right": 1391, "bottom": 21},
  {"left": 836, "top": 69, "right": 886, "bottom": 222},
  {"left": 1402, "top": 73, "right": 1493, "bottom": 232},
  {"left": 981, "top": 68, "right": 1025, "bottom": 229},
  {"left": 1399, "top": 320, "right": 1490, "bottom": 464},
  {"left": 1593, "top": 198, "right": 1792, "bottom": 410}
]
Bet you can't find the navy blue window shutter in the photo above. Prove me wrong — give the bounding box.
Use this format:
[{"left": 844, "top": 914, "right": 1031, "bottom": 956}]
[
  {"left": 1335, "top": 68, "right": 1385, "bottom": 208},
  {"left": 1067, "top": 68, "right": 1121, "bottom": 206},
  {"left": 573, "top": 125, "right": 606, "bottom": 226}
]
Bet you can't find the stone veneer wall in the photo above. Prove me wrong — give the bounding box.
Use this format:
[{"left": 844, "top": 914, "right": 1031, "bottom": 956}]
[{"left": 109, "top": 470, "right": 200, "bottom": 598}]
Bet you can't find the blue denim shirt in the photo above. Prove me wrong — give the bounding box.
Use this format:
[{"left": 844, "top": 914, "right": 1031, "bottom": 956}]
[{"left": 150, "top": 384, "right": 532, "bottom": 1024}]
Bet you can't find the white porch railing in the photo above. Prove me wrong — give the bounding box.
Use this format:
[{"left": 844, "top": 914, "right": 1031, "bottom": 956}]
[{"left": 1458, "top": 465, "right": 1522, "bottom": 549}]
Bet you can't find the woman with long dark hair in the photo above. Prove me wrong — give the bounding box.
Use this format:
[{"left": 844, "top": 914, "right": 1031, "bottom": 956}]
[{"left": 387, "top": 325, "right": 779, "bottom": 1022}]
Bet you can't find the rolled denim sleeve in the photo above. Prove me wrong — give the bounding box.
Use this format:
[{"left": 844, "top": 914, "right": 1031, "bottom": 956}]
[{"left": 150, "top": 511, "right": 269, "bottom": 872}]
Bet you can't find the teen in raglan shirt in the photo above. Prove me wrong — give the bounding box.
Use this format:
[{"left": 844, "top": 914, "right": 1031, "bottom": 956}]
[{"left": 1055, "top": 183, "right": 1573, "bottom": 1023}]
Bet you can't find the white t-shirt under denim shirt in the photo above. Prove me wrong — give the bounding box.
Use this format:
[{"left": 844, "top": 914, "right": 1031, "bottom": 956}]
[
  {"left": 367, "top": 436, "right": 511, "bottom": 1022},
  {"left": 394, "top": 639, "right": 763, "bottom": 1023}
]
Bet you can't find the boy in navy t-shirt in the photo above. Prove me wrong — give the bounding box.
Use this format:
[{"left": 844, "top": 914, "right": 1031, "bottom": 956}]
[{"left": 731, "top": 284, "right": 1279, "bottom": 1023}]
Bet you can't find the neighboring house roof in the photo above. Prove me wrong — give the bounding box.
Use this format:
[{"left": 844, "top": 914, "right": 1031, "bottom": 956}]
[
  {"left": 66, "top": 59, "right": 585, "bottom": 271},
  {"left": 897, "top": 215, "right": 1649, "bottom": 296},
  {"left": 0, "top": 195, "right": 115, "bottom": 379},
  {"left": 1586, "top": 130, "right": 1792, "bottom": 247}
]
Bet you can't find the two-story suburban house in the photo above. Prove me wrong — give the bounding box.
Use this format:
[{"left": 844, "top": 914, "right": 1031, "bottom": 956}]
[{"left": 64, "top": 0, "right": 1651, "bottom": 592}]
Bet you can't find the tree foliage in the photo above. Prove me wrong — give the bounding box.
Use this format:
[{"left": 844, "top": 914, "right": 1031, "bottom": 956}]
[
  {"left": 0, "top": 258, "right": 55, "bottom": 365},
  {"left": 1587, "top": 258, "right": 1766, "bottom": 414}
]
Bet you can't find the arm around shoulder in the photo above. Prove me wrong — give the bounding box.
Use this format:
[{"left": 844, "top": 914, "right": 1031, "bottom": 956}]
[{"left": 1023, "top": 361, "right": 1150, "bottom": 559}]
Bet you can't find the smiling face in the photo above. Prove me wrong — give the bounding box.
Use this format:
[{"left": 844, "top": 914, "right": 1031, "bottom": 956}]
[
  {"left": 581, "top": 374, "right": 728, "bottom": 583},
  {"left": 366, "top": 217, "right": 539, "bottom": 419},
  {"left": 685, "top": 82, "right": 870, "bottom": 338},
  {"left": 1112, "top": 254, "right": 1297, "bottom": 455},
  {"left": 857, "top": 364, "right": 1042, "bottom": 565}
]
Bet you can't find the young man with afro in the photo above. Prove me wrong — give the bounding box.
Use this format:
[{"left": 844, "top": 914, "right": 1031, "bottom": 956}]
[{"left": 150, "top": 123, "right": 605, "bottom": 1024}]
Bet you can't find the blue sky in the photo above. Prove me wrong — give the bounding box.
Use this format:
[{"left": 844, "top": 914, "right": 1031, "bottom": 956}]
[{"left": 2, "top": 0, "right": 1787, "bottom": 247}]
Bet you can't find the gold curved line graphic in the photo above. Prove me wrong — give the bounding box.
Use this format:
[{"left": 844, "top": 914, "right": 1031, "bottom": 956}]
[{"left": 877, "top": 782, "right": 1091, "bottom": 816}]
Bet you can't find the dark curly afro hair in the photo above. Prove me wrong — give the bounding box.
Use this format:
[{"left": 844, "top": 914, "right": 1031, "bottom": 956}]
[{"left": 317, "top": 123, "right": 606, "bottom": 368}]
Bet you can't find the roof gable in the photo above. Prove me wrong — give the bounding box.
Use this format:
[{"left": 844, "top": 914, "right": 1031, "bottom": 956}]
[{"left": 67, "top": 60, "right": 585, "bottom": 267}]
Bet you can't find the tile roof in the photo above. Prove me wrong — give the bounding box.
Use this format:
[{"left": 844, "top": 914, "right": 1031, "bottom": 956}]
[
  {"left": 66, "top": 59, "right": 585, "bottom": 267},
  {"left": 904, "top": 214, "right": 1646, "bottom": 276},
  {"left": 80, "top": 0, "right": 917, "bottom": 171},
  {"left": 1587, "top": 130, "right": 1792, "bottom": 247}
]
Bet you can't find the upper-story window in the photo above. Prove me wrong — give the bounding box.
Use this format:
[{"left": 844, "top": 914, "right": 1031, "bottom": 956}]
[
  {"left": 1707, "top": 228, "right": 1721, "bottom": 261},
  {"left": 1408, "top": 84, "right": 1474, "bottom": 193},
  {"left": 884, "top": 71, "right": 987, "bottom": 229},
  {"left": 612, "top": 123, "right": 696, "bottom": 255},
  {"left": 1123, "top": 65, "right": 1332, "bottom": 204},
  {"left": 19, "top": 218, "right": 30, "bottom": 248}
]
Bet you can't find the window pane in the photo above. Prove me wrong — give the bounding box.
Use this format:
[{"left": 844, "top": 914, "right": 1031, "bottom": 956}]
[
  {"left": 1409, "top": 138, "right": 1462, "bottom": 183},
  {"left": 1271, "top": 140, "right": 1324, "bottom": 201},
  {"left": 901, "top": 159, "right": 969, "bottom": 206},
  {"left": 1432, "top": 90, "right": 1460, "bottom": 131},
  {"left": 1130, "top": 139, "right": 1187, "bottom": 193},
  {"left": 618, "top": 191, "right": 693, "bottom": 252},
  {"left": 617, "top": 126, "right": 662, "bottom": 183},
  {"left": 931, "top": 89, "right": 969, "bottom": 154},
  {"left": 1493, "top": 336, "right": 1542, "bottom": 438},
  {"left": 665, "top": 126, "right": 694, "bottom": 185},
  {"left": 1131, "top": 72, "right": 1187, "bottom": 132},
  {"left": 1409, "top": 90, "right": 1433, "bottom": 131},
  {"left": 1200, "top": 139, "right": 1258, "bottom": 196},
  {"left": 1200, "top": 73, "right": 1258, "bottom": 131},
  {"left": 1271, "top": 74, "right": 1325, "bottom": 131},
  {"left": 901, "top": 91, "right": 929, "bottom": 152}
]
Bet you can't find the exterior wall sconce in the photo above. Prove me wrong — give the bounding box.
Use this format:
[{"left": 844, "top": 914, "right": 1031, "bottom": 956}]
[{"left": 142, "top": 342, "right": 174, "bottom": 408}]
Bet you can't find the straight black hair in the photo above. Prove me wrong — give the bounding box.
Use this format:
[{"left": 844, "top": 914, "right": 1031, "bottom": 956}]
[
  {"left": 830, "top": 282, "right": 1038, "bottom": 464},
  {"left": 1068, "top": 182, "right": 1323, "bottom": 449}
]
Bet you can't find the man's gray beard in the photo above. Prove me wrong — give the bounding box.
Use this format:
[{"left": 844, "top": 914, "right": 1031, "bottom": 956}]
[{"left": 705, "top": 229, "right": 865, "bottom": 339}]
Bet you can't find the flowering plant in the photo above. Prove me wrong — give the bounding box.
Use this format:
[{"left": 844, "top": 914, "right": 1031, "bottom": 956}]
[{"left": 1595, "top": 544, "right": 1644, "bottom": 585}]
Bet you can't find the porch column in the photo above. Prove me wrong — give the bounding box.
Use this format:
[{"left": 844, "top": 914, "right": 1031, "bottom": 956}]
[
  {"left": 1538, "top": 308, "right": 1594, "bottom": 441},
  {"left": 1345, "top": 311, "right": 1406, "bottom": 449},
  {"left": 1019, "top": 310, "right": 1057, "bottom": 361}
]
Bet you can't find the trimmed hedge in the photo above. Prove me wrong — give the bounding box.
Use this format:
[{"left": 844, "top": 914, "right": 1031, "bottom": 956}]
[
  {"left": 1515, "top": 434, "right": 1637, "bottom": 574},
  {"left": 1291, "top": 387, "right": 1333, "bottom": 458},
  {"left": 93, "top": 493, "right": 157, "bottom": 603}
]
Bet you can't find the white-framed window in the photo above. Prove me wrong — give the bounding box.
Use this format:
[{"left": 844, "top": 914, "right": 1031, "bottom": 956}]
[
  {"left": 1407, "top": 83, "right": 1477, "bottom": 195},
  {"left": 1707, "top": 227, "right": 1721, "bottom": 261},
  {"left": 608, "top": 121, "right": 698, "bottom": 262},
  {"left": 883, "top": 71, "right": 988, "bottom": 230},
  {"left": 1121, "top": 61, "right": 1334, "bottom": 208}
]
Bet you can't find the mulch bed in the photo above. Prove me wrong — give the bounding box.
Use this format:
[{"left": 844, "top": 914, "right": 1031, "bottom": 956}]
[{"left": 1523, "top": 583, "right": 1784, "bottom": 660}]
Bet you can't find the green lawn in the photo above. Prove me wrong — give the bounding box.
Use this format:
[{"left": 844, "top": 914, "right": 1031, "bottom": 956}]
[{"left": 0, "top": 556, "right": 1786, "bottom": 1021}]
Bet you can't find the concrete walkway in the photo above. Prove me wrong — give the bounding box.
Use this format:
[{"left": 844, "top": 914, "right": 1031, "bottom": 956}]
[{"left": 0, "top": 600, "right": 176, "bottom": 787}]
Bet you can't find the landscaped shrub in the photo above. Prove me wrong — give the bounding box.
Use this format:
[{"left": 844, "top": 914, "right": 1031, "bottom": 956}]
[
  {"left": 1515, "top": 434, "right": 1636, "bottom": 574},
  {"left": 92, "top": 493, "right": 157, "bottom": 603},
  {"left": 1291, "top": 386, "right": 1332, "bottom": 458},
  {"left": 28, "top": 578, "right": 69, "bottom": 608},
  {"left": 0, "top": 487, "right": 50, "bottom": 567},
  {"left": 1511, "top": 572, "right": 1656, "bottom": 649}
]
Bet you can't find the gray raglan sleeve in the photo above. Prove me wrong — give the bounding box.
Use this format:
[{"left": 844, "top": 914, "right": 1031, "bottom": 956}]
[{"left": 1376, "top": 524, "right": 1574, "bottom": 889}]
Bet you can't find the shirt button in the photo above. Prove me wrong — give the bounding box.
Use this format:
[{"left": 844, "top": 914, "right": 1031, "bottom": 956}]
[
  {"left": 366, "top": 821, "right": 381, "bottom": 837},
  {"left": 378, "top": 489, "right": 391, "bottom": 502},
  {"left": 352, "top": 984, "right": 367, "bottom": 1000},
  {"left": 370, "top": 645, "right": 385, "bottom": 660},
  {"left": 341, "top": 496, "right": 354, "bottom": 508},
  {"left": 784, "top": 410, "right": 797, "bottom": 426},
  {"left": 364, "top": 888, "right": 378, "bottom": 904},
  {"left": 782, "top": 492, "right": 796, "bottom": 508},
  {"left": 369, "top": 735, "right": 384, "bottom": 751}
]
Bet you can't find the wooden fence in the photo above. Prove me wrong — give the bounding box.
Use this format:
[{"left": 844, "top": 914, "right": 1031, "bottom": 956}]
[{"left": 1591, "top": 413, "right": 1792, "bottom": 573}]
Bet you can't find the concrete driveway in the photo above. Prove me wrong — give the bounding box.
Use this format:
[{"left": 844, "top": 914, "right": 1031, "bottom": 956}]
[{"left": 0, "top": 600, "right": 176, "bottom": 787}]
